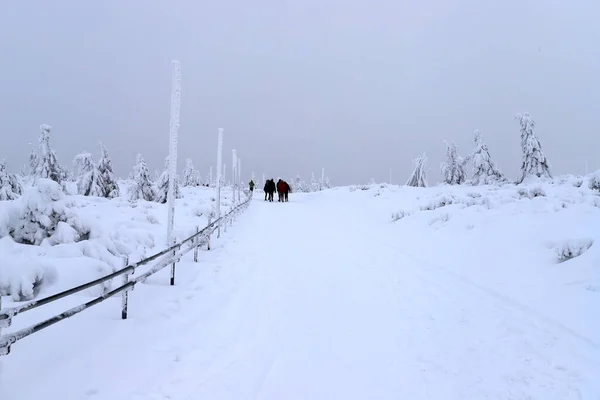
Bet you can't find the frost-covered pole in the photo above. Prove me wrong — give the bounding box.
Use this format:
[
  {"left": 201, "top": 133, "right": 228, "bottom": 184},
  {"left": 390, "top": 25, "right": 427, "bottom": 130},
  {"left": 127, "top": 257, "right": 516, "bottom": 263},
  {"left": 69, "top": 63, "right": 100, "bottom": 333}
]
[
  {"left": 209, "top": 166, "right": 213, "bottom": 186},
  {"left": 321, "top": 168, "right": 325, "bottom": 190},
  {"left": 223, "top": 164, "right": 227, "bottom": 187},
  {"left": 166, "top": 60, "right": 181, "bottom": 249},
  {"left": 232, "top": 149, "right": 237, "bottom": 205},
  {"left": 238, "top": 158, "right": 242, "bottom": 202},
  {"left": 215, "top": 128, "right": 223, "bottom": 238}
]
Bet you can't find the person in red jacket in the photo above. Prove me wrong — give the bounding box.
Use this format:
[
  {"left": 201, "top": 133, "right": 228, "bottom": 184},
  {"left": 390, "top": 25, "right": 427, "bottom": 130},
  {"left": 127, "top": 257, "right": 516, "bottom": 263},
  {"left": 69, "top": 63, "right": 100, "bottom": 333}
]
[{"left": 276, "top": 179, "right": 286, "bottom": 202}]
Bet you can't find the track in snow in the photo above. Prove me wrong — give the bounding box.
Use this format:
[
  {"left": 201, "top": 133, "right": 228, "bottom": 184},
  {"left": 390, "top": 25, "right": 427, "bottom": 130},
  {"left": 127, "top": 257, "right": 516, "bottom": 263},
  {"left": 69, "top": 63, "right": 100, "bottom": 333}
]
[{"left": 3, "top": 193, "right": 599, "bottom": 399}]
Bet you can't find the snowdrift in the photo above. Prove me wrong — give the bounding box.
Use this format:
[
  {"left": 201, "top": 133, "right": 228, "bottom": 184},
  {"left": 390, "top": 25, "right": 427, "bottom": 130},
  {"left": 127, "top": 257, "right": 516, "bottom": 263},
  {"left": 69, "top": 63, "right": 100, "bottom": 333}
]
[{"left": 0, "top": 181, "right": 237, "bottom": 303}]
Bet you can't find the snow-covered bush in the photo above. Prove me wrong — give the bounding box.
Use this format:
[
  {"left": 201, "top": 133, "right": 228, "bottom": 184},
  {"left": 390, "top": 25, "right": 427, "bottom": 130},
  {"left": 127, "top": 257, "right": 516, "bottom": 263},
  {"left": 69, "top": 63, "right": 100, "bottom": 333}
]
[
  {"left": 391, "top": 210, "right": 411, "bottom": 222},
  {"left": 589, "top": 170, "right": 600, "bottom": 191},
  {"left": 0, "top": 160, "right": 23, "bottom": 200},
  {"left": 97, "top": 143, "right": 120, "bottom": 198},
  {"left": 154, "top": 156, "right": 182, "bottom": 203},
  {"left": 76, "top": 152, "right": 104, "bottom": 197},
  {"left": 33, "top": 124, "right": 66, "bottom": 186},
  {"left": 516, "top": 187, "right": 546, "bottom": 199},
  {"left": 6, "top": 179, "right": 92, "bottom": 246},
  {"left": 471, "top": 130, "right": 506, "bottom": 185},
  {"left": 440, "top": 141, "right": 467, "bottom": 185},
  {"left": 128, "top": 154, "right": 155, "bottom": 202},
  {"left": 516, "top": 113, "right": 552, "bottom": 184},
  {"left": 406, "top": 153, "right": 428, "bottom": 187},
  {"left": 554, "top": 239, "right": 593, "bottom": 263}
]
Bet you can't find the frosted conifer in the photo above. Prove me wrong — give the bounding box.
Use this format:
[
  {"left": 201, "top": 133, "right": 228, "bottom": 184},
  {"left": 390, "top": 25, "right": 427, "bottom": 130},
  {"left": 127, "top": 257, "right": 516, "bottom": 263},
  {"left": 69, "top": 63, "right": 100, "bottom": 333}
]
[
  {"left": 515, "top": 113, "right": 552, "bottom": 183},
  {"left": 0, "top": 160, "right": 23, "bottom": 200},
  {"left": 128, "top": 154, "right": 155, "bottom": 202},
  {"left": 154, "top": 156, "right": 182, "bottom": 203},
  {"left": 182, "top": 158, "right": 199, "bottom": 187},
  {"left": 34, "top": 124, "right": 65, "bottom": 186},
  {"left": 406, "top": 153, "right": 428, "bottom": 187},
  {"left": 97, "top": 143, "right": 120, "bottom": 198},
  {"left": 76, "top": 153, "right": 104, "bottom": 196},
  {"left": 440, "top": 141, "right": 467, "bottom": 185},
  {"left": 29, "top": 149, "right": 39, "bottom": 176},
  {"left": 471, "top": 130, "right": 506, "bottom": 185}
]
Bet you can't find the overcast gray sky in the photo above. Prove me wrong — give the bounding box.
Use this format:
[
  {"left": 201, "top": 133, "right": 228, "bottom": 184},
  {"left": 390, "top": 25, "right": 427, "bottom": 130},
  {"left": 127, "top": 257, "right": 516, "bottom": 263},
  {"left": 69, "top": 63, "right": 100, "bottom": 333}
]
[{"left": 1, "top": 0, "right": 598, "bottom": 185}]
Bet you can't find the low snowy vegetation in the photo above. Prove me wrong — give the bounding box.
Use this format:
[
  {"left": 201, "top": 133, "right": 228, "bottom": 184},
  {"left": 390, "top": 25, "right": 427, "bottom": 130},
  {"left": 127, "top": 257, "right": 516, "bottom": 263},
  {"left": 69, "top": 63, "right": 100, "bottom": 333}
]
[
  {"left": 553, "top": 238, "right": 593, "bottom": 263},
  {"left": 0, "top": 160, "right": 23, "bottom": 200}
]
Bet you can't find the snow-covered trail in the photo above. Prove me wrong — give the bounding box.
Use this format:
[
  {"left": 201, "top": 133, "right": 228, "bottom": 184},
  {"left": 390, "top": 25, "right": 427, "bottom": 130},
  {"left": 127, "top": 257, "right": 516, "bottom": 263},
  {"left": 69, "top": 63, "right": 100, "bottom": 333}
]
[{"left": 3, "top": 192, "right": 599, "bottom": 399}]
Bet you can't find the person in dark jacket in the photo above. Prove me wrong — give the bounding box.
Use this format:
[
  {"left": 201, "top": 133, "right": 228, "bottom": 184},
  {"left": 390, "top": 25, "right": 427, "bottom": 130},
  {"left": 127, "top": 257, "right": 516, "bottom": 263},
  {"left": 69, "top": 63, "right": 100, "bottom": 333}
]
[
  {"left": 263, "top": 180, "right": 269, "bottom": 201},
  {"left": 265, "top": 179, "right": 275, "bottom": 202},
  {"left": 284, "top": 181, "right": 290, "bottom": 202},
  {"left": 276, "top": 179, "right": 286, "bottom": 202},
  {"left": 249, "top": 180, "right": 255, "bottom": 192}
]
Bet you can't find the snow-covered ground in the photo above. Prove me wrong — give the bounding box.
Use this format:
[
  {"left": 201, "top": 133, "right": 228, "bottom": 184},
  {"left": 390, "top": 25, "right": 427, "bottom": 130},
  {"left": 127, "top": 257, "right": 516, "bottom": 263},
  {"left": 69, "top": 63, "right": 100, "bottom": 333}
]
[{"left": 1, "top": 176, "right": 599, "bottom": 399}]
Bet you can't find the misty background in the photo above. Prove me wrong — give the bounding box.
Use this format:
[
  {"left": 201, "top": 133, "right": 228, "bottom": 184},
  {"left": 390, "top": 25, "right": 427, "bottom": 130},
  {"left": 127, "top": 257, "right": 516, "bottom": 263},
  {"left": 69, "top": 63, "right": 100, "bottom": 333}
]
[{"left": 1, "top": 0, "right": 598, "bottom": 186}]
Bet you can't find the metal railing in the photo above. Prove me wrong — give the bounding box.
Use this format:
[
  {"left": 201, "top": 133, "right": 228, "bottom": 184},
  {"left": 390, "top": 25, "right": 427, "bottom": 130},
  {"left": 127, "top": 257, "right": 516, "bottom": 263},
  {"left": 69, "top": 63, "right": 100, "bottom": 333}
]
[{"left": 0, "top": 195, "right": 252, "bottom": 356}]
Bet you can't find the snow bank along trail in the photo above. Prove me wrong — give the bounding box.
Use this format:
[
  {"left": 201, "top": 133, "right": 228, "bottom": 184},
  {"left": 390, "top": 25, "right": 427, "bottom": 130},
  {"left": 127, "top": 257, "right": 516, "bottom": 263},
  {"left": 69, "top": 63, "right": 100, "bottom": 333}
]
[{"left": 3, "top": 191, "right": 599, "bottom": 399}]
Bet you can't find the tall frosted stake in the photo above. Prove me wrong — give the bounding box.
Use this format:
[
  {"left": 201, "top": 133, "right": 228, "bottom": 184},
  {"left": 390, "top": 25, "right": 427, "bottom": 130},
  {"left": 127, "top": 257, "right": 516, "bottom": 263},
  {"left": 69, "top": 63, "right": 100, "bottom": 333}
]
[
  {"left": 321, "top": 168, "right": 325, "bottom": 190},
  {"left": 232, "top": 149, "right": 237, "bottom": 204},
  {"left": 215, "top": 128, "right": 223, "bottom": 237},
  {"left": 166, "top": 60, "right": 181, "bottom": 249},
  {"left": 209, "top": 166, "right": 213, "bottom": 186},
  {"left": 238, "top": 158, "right": 242, "bottom": 202}
]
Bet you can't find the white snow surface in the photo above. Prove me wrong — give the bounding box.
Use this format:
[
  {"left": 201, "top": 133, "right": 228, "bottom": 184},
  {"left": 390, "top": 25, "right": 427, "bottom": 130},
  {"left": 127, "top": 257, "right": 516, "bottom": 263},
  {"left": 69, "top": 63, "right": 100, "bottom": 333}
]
[{"left": 1, "top": 176, "right": 600, "bottom": 399}]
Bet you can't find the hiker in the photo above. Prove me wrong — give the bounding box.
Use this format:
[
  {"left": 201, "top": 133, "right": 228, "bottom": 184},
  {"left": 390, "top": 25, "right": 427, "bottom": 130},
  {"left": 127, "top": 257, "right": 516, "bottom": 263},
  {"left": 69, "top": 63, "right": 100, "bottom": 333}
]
[
  {"left": 277, "top": 179, "right": 286, "bottom": 202},
  {"left": 264, "top": 179, "right": 275, "bottom": 202},
  {"left": 249, "top": 179, "right": 255, "bottom": 192},
  {"left": 284, "top": 181, "right": 290, "bottom": 202},
  {"left": 263, "top": 180, "right": 269, "bottom": 201}
]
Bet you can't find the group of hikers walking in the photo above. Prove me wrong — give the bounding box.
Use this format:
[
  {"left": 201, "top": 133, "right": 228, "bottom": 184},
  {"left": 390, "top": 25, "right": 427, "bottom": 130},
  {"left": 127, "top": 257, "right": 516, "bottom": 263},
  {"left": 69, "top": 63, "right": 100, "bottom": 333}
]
[{"left": 248, "top": 179, "right": 291, "bottom": 202}]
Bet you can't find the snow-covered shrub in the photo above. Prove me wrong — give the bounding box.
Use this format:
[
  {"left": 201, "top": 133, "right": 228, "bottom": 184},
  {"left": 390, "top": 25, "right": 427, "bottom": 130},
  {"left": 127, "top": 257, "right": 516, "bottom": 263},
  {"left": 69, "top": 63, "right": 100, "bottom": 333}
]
[
  {"left": 440, "top": 141, "right": 467, "bottom": 185},
  {"left": 554, "top": 239, "right": 593, "bottom": 263},
  {"left": 391, "top": 210, "right": 411, "bottom": 222},
  {"left": 588, "top": 170, "right": 600, "bottom": 191},
  {"left": 33, "top": 124, "right": 66, "bottom": 186},
  {"left": 429, "top": 212, "right": 451, "bottom": 225},
  {"left": 128, "top": 154, "right": 155, "bottom": 202},
  {"left": 154, "top": 156, "right": 182, "bottom": 203},
  {"left": 471, "top": 130, "right": 505, "bottom": 185},
  {"left": 517, "top": 187, "right": 546, "bottom": 199},
  {"left": 406, "top": 153, "right": 428, "bottom": 187},
  {"left": 515, "top": 113, "right": 552, "bottom": 184},
  {"left": 98, "top": 143, "right": 120, "bottom": 198},
  {"left": 0, "top": 160, "right": 23, "bottom": 200},
  {"left": 6, "top": 179, "right": 92, "bottom": 246},
  {"left": 76, "top": 152, "right": 104, "bottom": 197},
  {"left": 421, "top": 194, "right": 456, "bottom": 211}
]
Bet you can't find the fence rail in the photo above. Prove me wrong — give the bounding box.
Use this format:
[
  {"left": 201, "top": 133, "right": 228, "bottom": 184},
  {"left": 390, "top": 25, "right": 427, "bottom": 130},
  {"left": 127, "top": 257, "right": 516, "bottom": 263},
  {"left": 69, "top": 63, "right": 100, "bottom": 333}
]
[{"left": 0, "top": 194, "right": 252, "bottom": 356}]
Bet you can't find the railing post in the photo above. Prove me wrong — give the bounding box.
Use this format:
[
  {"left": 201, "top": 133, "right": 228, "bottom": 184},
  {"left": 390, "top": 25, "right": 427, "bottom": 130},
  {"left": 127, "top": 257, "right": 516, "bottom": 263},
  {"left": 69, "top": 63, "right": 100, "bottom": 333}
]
[
  {"left": 121, "top": 256, "right": 129, "bottom": 320},
  {"left": 224, "top": 216, "right": 227, "bottom": 233},
  {"left": 170, "top": 241, "right": 177, "bottom": 286},
  {"left": 193, "top": 226, "right": 199, "bottom": 262},
  {"left": 206, "top": 216, "right": 212, "bottom": 251}
]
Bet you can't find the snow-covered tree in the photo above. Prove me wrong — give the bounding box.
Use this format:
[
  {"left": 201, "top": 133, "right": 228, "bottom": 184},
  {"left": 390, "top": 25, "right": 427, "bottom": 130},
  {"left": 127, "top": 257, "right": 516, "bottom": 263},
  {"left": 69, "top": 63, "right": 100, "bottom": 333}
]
[
  {"left": 471, "top": 130, "right": 505, "bottom": 185},
  {"left": 128, "top": 154, "right": 155, "bottom": 202},
  {"left": 0, "top": 160, "right": 23, "bottom": 200},
  {"left": 154, "top": 156, "right": 182, "bottom": 203},
  {"left": 28, "top": 149, "right": 39, "bottom": 176},
  {"left": 34, "top": 124, "right": 65, "bottom": 186},
  {"left": 406, "top": 153, "right": 428, "bottom": 187},
  {"left": 182, "top": 158, "right": 200, "bottom": 187},
  {"left": 515, "top": 113, "right": 552, "bottom": 183},
  {"left": 97, "top": 143, "right": 120, "bottom": 198},
  {"left": 323, "top": 176, "right": 332, "bottom": 189},
  {"left": 310, "top": 173, "right": 319, "bottom": 192},
  {"left": 440, "top": 141, "right": 467, "bottom": 185},
  {"left": 6, "top": 179, "right": 90, "bottom": 246},
  {"left": 76, "top": 152, "right": 104, "bottom": 197},
  {"left": 72, "top": 152, "right": 89, "bottom": 182}
]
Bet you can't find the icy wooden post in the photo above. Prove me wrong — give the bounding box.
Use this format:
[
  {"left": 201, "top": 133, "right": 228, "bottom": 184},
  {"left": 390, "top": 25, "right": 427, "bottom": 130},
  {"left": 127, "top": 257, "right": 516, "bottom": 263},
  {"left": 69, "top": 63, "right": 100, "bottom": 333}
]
[
  {"left": 166, "top": 60, "right": 181, "bottom": 251},
  {"left": 238, "top": 158, "right": 242, "bottom": 202},
  {"left": 207, "top": 216, "right": 212, "bottom": 250},
  {"left": 193, "top": 226, "right": 199, "bottom": 262},
  {"left": 321, "top": 167, "right": 325, "bottom": 191},
  {"left": 121, "top": 256, "right": 130, "bottom": 320},
  {"left": 232, "top": 149, "right": 237, "bottom": 206},
  {"left": 215, "top": 128, "right": 223, "bottom": 238},
  {"left": 170, "top": 242, "right": 177, "bottom": 286}
]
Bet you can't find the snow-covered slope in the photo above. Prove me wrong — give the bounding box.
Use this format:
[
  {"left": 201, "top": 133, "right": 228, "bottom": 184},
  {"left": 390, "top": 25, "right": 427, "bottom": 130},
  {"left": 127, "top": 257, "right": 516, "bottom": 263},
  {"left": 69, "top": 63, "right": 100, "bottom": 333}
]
[{"left": 1, "top": 177, "right": 599, "bottom": 399}]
